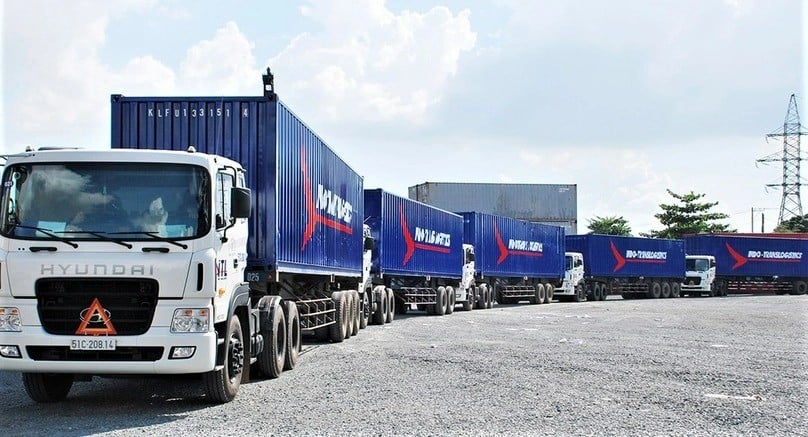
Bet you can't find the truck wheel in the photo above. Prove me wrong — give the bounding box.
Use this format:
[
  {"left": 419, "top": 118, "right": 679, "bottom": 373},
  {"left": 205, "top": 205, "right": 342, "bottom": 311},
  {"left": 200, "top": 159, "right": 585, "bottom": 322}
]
[
  {"left": 473, "top": 286, "right": 484, "bottom": 309},
  {"left": 359, "top": 291, "right": 370, "bottom": 329},
  {"left": 486, "top": 286, "right": 494, "bottom": 309},
  {"left": 373, "top": 288, "right": 387, "bottom": 324},
  {"left": 350, "top": 291, "right": 361, "bottom": 335},
  {"left": 434, "top": 286, "right": 446, "bottom": 316},
  {"left": 649, "top": 282, "right": 662, "bottom": 299},
  {"left": 22, "top": 373, "right": 74, "bottom": 403},
  {"left": 708, "top": 284, "right": 716, "bottom": 297},
  {"left": 283, "top": 301, "right": 300, "bottom": 371},
  {"left": 671, "top": 283, "right": 681, "bottom": 298},
  {"left": 259, "top": 306, "right": 286, "bottom": 378},
  {"left": 573, "top": 284, "right": 584, "bottom": 302},
  {"left": 204, "top": 315, "right": 245, "bottom": 403},
  {"left": 536, "top": 284, "right": 547, "bottom": 305},
  {"left": 445, "top": 286, "right": 455, "bottom": 314},
  {"left": 462, "top": 289, "right": 473, "bottom": 311},
  {"left": 545, "top": 284, "right": 555, "bottom": 304},
  {"left": 330, "top": 292, "right": 347, "bottom": 342},
  {"left": 594, "top": 284, "right": 603, "bottom": 301},
  {"left": 661, "top": 282, "right": 671, "bottom": 298},
  {"left": 385, "top": 288, "right": 395, "bottom": 323},
  {"left": 342, "top": 291, "right": 354, "bottom": 340}
]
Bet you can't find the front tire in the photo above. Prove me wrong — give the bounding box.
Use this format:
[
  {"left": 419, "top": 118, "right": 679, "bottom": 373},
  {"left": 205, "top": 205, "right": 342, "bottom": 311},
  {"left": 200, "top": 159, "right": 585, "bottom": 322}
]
[
  {"left": 204, "top": 315, "right": 245, "bottom": 403},
  {"left": 22, "top": 373, "right": 73, "bottom": 403}
]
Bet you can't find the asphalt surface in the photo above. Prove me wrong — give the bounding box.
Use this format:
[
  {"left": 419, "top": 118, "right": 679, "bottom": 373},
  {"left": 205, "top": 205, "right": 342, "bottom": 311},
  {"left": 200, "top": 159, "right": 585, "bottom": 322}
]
[{"left": 1, "top": 294, "right": 806, "bottom": 436}]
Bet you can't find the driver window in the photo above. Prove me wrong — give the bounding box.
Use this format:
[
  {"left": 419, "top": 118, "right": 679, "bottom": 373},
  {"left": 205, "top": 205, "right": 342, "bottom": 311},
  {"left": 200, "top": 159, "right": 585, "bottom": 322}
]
[{"left": 215, "top": 171, "right": 234, "bottom": 229}]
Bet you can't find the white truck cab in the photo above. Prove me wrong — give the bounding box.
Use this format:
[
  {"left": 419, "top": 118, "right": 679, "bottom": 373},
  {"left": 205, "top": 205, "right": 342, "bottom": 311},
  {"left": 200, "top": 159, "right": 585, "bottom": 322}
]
[
  {"left": 454, "top": 244, "right": 477, "bottom": 311},
  {"left": 682, "top": 255, "right": 716, "bottom": 296},
  {"left": 557, "top": 252, "right": 586, "bottom": 302},
  {"left": 0, "top": 148, "right": 255, "bottom": 403}
]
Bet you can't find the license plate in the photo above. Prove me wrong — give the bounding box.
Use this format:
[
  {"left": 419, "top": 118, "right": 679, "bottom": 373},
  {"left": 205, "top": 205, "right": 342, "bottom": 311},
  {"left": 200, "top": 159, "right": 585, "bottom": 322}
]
[{"left": 70, "top": 338, "right": 117, "bottom": 351}]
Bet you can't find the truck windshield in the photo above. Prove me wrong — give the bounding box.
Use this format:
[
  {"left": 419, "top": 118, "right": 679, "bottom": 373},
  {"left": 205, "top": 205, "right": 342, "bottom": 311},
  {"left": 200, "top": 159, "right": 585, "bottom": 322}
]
[
  {"left": 686, "top": 258, "right": 710, "bottom": 272},
  {"left": 0, "top": 162, "right": 210, "bottom": 241},
  {"left": 565, "top": 255, "right": 574, "bottom": 270}
]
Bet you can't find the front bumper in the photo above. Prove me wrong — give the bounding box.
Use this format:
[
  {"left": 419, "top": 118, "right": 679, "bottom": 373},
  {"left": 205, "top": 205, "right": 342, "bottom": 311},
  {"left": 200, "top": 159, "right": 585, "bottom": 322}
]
[{"left": 0, "top": 326, "right": 216, "bottom": 374}]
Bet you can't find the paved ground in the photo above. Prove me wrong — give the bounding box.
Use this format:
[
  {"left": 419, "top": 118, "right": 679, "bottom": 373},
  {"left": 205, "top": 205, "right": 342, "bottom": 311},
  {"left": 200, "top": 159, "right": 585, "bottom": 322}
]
[{"left": 1, "top": 294, "right": 806, "bottom": 436}]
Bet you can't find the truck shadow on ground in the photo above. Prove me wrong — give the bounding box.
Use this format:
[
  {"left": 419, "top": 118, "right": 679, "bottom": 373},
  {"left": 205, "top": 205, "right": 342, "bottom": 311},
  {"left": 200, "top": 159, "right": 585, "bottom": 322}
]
[{"left": 1, "top": 373, "right": 232, "bottom": 435}]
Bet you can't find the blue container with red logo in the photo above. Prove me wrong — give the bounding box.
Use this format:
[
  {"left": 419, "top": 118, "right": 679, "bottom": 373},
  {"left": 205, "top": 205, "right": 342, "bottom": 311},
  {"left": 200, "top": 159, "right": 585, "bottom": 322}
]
[
  {"left": 685, "top": 234, "right": 808, "bottom": 277},
  {"left": 364, "top": 189, "right": 463, "bottom": 279},
  {"left": 110, "top": 90, "right": 364, "bottom": 277},
  {"left": 460, "top": 212, "right": 564, "bottom": 279},
  {"left": 566, "top": 234, "right": 684, "bottom": 279}
]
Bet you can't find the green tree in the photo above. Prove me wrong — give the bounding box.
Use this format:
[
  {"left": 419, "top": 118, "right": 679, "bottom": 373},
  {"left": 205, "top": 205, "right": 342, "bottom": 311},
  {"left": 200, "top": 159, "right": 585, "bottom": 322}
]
[
  {"left": 587, "top": 215, "right": 632, "bottom": 236},
  {"left": 774, "top": 214, "right": 808, "bottom": 232},
  {"left": 643, "top": 189, "right": 735, "bottom": 239}
]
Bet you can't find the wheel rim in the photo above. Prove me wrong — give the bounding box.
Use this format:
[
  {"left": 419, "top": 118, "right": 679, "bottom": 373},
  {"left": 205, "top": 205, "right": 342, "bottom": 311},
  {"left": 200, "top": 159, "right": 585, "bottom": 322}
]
[{"left": 228, "top": 332, "right": 244, "bottom": 383}]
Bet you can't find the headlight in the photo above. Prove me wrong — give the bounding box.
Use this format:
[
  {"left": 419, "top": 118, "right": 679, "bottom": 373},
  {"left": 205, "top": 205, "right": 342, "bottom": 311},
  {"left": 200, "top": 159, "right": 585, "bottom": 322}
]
[
  {"left": 171, "top": 308, "right": 210, "bottom": 333},
  {"left": 0, "top": 307, "right": 22, "bottom": 332}
]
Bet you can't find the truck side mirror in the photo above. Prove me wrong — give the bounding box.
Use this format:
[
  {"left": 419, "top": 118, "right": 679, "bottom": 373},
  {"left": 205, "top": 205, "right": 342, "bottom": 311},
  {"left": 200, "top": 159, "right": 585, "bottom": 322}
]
[
  {"left": 575, "top": 259, "right": 582, "bottom": 267},
  {"left": 364, "top": 236, "right": 374, "bottom": 251},
  {"left": 230, "top": 187, "right": 251, "bottom": 219}
]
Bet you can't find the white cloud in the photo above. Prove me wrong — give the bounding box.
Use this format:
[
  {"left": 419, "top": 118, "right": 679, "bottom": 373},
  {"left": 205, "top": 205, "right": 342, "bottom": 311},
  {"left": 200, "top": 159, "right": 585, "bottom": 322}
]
[
  {"left": 267, "top": 0, "right": 476, "bottom": 125},
  {"left": 178, "top": 21, "right": 260, "bottom": 95}
]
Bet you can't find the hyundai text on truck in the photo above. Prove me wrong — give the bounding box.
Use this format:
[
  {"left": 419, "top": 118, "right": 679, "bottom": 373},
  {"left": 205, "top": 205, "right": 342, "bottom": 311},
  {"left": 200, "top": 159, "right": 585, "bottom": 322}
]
[
  {"left": 363, "top": 189, "right": 471, "bottom": 316},
  {"left": 460, "top": 212, "right": 564, "bottom": 307},
  {"left": 561, "top": 234, "right": 685, "bottom": 300},
  {"left": 0, "top": 69, "right": 371, "bottom": 403},
  {"left": 684, "top": 234, "right": 808, "bottom": 295}
]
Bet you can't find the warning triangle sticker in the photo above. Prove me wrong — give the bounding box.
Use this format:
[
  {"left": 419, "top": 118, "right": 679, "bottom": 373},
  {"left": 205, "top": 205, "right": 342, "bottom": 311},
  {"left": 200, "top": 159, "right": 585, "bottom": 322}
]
[{"left": 75, "top": 298, "right": 118, "bottom": 336}]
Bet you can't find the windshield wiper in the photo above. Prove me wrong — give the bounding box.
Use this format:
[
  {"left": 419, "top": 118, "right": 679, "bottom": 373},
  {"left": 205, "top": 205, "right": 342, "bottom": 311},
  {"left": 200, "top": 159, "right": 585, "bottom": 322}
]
[
  {"left": 110, "top": 231, "right": 189, "bottom": 249},
  {"left": 7, "top": 224, "right": 78, "bottom": 248},
  {"left": 61, "top": 230, "right": 133, "bottom": 249}
]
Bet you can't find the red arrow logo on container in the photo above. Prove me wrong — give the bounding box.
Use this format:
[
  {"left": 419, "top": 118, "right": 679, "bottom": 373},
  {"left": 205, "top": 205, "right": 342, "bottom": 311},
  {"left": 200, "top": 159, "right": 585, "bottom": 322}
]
[
  {"left": 494, "top": 221, "right": 542, "bottom": 265},
  {"left": 725, "top": 243, "right": 748, "bottom": 270},
  {"left": 610, "top": 240, "right": 626, "bottom": 272},
  {"left": 399, "top": 205, "right": 451, "bottom": 265},
  {"left": 494, "top": 222, "right": 509, "bottom": 265},
  {"left": 300, "top": 146, "right": 353, "bottom": 251}
]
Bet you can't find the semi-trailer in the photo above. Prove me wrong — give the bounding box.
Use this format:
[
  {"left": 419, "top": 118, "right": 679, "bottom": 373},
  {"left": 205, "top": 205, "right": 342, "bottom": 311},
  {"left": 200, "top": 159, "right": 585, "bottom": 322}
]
[
  {"left": 684, "top": 234, "right": 808, "bottom": 295},
  {"left": 0, "top": 69, "right": 369, "bottom": 403},
  {"left": 560, "top": 234, "right": 686, "bottom": 300},
  {"left": 460, "top": 212, "right": 564, "bottom": 306},
  {"left": 363, "top": 189, "right": 468, "bottom": 315}
]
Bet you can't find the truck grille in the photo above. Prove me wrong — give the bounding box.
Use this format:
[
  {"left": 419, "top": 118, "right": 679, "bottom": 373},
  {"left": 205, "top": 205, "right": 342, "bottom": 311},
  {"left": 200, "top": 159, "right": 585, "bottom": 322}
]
[
  {"left": 36, "top": 278, "right": 159, "bottom": 336},
  {"left": 685, "top": 276, "right": 702, "bottom": 285}
]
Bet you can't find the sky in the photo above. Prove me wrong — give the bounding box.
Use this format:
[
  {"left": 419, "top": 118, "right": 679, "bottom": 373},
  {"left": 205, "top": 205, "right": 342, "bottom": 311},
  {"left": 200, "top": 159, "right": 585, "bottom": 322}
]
[{"left": 1, "top": 0, "right": 806, "bottom": 235}]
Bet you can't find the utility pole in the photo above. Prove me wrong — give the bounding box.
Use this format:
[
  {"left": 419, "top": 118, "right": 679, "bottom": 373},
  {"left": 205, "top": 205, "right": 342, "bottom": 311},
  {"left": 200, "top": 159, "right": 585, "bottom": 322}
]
[{"left": 757, "top": 94, "right": 806, "bottom": 225}]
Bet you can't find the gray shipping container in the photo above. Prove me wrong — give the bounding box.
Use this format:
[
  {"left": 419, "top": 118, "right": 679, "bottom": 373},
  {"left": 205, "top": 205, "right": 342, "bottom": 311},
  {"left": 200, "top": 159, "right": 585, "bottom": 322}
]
[{"left": 408, "top": 182, "right": 577, "bottom": 234}]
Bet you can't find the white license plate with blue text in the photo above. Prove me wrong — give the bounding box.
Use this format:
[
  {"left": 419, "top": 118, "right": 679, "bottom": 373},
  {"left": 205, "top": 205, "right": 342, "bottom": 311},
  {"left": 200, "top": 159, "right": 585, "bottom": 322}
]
[{"left": 70, "top": 338, "right": 117, "bottom": 351}]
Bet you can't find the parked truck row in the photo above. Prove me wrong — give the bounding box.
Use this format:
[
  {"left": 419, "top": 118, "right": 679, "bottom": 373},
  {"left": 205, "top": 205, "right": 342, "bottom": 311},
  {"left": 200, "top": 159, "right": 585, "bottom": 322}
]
[{"left": 1, "top": 69, "right": 805, "bottom": 404}]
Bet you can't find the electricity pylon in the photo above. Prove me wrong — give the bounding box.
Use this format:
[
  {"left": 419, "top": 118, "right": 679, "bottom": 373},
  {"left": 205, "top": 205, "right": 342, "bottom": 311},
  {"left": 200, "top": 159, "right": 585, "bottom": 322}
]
[{"left": 757, "top": 94, "right": 806, "bottom": 225}]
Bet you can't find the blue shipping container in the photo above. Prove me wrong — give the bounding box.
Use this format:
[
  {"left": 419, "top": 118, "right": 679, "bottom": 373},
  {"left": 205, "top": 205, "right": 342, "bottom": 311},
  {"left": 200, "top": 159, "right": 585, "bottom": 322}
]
[
  {"left": 111, "top": 94, "right": 364, "bottom": 277},
  {"left": 364, "top": 189, "right": 463, "bottom": 279},
  {"left": 566, "top": 234, "right": 685, "bottom": 278},
  {"left": 460, "top": 212, "right": 564, "bottom": 279},
  {"left": 685, "top": 235, "right": 808, "bottom": 277}
]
